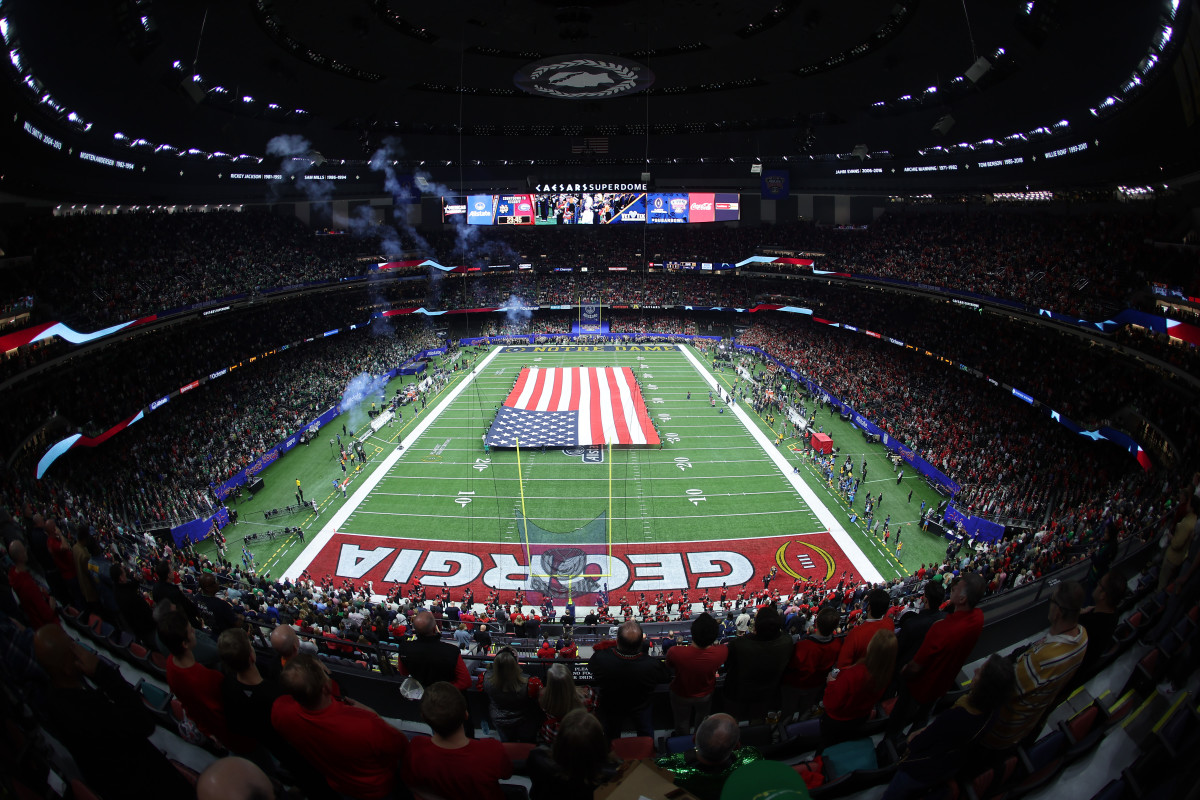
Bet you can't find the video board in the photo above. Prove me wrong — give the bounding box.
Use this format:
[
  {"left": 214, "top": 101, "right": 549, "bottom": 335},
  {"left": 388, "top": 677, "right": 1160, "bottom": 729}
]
[
  {"left": 533, "top": 192, "right": 647, "bottom": 224},
  {"left": 647, "top": 192, "right": 740, "bottom": 224},
  {"left": 443, "top": 192, "right": 738, "bottom": 225}
]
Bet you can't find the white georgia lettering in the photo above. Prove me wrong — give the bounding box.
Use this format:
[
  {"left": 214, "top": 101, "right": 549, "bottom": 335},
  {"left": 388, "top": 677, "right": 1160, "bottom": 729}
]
[
  {"left": 627, "top": 553, "right": 686, "bottom": 591},
  {"left": 382, "top": 549, "right": 424, "bottom": 583},
  {"left": 336, "top": 545, "right": 396, "bottom": 579},
  {"left": 687, "top": 551, "right": 755, "bottom": 588},
  {"left": 419, "top": 551, "right": 483, "bottom": 587},
  {"left": 482, "top": 554, "right": 532, "bottom": 590}
]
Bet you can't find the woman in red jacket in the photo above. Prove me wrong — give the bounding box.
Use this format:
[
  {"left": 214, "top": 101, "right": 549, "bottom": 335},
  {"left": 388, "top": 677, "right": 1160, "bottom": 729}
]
[{"left": 821, "top": 628, "right": 897, "bottom": 747}]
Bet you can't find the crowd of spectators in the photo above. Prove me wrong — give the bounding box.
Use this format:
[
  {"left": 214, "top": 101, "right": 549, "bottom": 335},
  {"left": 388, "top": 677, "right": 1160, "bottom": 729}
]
[
  {"left": 0, "top": 464, "right": 1182, "bottom": 800},
  {"left": 760, "top": 283, "right": 1200, "bottom": 466},
  {"left": 6, "top": 211, "right": 377, "bottom": 325},
  {"left": 5, "top": 206, "right": 1194, "bottom": 331},
  {"left": 9, "top": 315, "right": 440, "bottom": 525}
]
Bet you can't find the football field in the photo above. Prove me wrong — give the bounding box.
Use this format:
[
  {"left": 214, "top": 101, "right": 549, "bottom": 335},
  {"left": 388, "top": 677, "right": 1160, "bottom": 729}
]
[{"left": 271, "top": 343, "right": 905, "bottom": 606}]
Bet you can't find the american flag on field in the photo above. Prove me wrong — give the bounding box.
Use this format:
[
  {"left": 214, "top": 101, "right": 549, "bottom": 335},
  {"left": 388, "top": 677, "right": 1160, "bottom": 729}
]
[{"left": 485, "top": 366, "right": 660, "bottom": 448}]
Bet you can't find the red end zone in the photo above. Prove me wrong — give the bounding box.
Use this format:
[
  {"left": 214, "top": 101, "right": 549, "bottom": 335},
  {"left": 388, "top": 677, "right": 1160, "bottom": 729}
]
[{"left": 297, "top": 532, "right": 861, "bottom": 599}]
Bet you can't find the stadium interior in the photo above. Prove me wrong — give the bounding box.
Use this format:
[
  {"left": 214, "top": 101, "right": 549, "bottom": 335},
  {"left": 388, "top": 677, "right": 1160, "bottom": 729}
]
[{"left": 1, "top": 1, "right": 1199, "bottom": 799}]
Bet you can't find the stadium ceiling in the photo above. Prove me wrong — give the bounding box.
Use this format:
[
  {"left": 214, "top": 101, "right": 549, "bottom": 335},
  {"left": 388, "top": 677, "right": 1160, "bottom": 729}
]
[{"left": 0, "top": 0, "right": 1194, "bottom": 195}]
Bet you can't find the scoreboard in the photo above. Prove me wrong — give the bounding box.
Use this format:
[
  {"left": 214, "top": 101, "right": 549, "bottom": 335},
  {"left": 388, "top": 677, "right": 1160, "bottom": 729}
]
[{"left": 444, "top": 192, "right": 738, "bottom": 225}]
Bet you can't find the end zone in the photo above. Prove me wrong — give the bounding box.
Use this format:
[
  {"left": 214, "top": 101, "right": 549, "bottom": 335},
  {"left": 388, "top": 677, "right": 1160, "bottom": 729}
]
[{"left": 295, "top": 531, "right": 864, "bottom": 606}]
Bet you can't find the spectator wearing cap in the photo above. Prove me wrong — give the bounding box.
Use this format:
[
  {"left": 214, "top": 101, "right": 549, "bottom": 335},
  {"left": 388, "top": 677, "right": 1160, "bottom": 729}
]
[
  {"left": 838, "top": 587, "right": 894, "bottom": 667},
  {"left": 980, "top": 580, "right": 1088, "bottom": 753},
  {"left": 666, "top": 612, "right": 728, "bottom": 736},
  {"left": 656, "top": 712, "right": 763, "bottom": 800},
  {"left": 587, "top": 620, "right": 669, "bottom": 739},
  {"left": 722, "top": 605, "right": 793, "bottom": 723},
  {"left": 404, "top": 681, "right": 514, "bottom": 800},
  {"left": 271, "top": 652, "right": 409, "bottom": 800}
]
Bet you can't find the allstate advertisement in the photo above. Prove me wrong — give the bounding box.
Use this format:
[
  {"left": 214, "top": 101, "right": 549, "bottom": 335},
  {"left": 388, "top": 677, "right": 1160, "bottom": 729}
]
[{"left": 466, "top": 194, "right": 497, "bottom": 225}]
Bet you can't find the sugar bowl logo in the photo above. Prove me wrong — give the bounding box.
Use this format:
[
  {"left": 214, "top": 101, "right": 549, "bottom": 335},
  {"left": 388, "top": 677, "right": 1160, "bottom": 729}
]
[{"left": 515, "top": 55, "right": 654, "bottom": 100}]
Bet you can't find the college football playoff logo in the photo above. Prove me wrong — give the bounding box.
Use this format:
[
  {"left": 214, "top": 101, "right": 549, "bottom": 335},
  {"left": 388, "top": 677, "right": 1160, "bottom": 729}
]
[{"left": 515, "top": 55, "right": 654, "bottom": 100}]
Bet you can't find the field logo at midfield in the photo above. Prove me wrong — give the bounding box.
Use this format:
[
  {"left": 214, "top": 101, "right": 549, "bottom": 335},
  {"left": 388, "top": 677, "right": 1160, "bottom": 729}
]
[
  {"left": 301, "top": 532, "right": 860, "bottom": 600},
  {"left": 562, "top": 446, "right": 604, "bottom": 463}
]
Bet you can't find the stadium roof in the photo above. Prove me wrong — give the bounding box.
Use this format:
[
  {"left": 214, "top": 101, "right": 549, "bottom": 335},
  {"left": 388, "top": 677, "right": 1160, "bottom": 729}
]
[{"left": 0, "top": 0, "right": 1194, "bottom": 200}]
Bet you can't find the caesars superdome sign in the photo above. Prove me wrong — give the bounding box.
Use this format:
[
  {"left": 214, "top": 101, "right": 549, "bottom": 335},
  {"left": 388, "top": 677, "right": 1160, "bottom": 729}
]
[{"left": 514, "top": 54, "right": 654, "bottom": 100}]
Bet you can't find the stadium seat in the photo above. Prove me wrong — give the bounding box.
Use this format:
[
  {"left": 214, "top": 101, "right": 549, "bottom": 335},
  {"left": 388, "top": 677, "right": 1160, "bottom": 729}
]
[
  {"left": 169, "top": 759, "right": 200, "bottom": 787},
  {"left": 147, "top": 651, "right": 168, "bottom": 680},
  {"left": 502, "top": 742, "right": 535, "bottom": 771},
  {"left": 1005, "top": 729, "right": 1070, "bottom": 798},
  {"left": 69, "top": 780, "right": 102, "bottom": 800},
  {"left": 1090, "top": 778, "right": 1126, "bottom": 800},
  {"left": 1059, "top": 704, "right": 1107, "bottom": 765},
  {"left": 1104, "top": 690, "right": 1140, "bottom": 728},
  {"left": 60, "top": 605, "right": 85, "bottom": 630},
  {"left": 660, "top": 733, "right": 693, "bottom": 755},
  {"left": 610, "top": 736, "right": 655, "bottom": 760},
  {"left": 108, "top": 628, "right": 134, "bottom": 651}
]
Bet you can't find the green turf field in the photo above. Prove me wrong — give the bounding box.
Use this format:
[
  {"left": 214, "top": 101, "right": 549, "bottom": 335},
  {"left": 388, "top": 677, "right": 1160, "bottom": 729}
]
[{"left": 199, "top": 344, "right": 952, "bottom": 584}]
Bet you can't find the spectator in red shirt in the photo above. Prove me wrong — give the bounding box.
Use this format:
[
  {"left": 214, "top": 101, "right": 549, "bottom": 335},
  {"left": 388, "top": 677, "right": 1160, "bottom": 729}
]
[
  {"left": 822, "top": 629, "right": 898, "bottom": 746},
  {"left": 7, "top": 541, "right": 58, "bottom": 629},
  {"left": 158, "top": 609, "right": 249, "bottom": 750},
  {"left": 271, "top": 652, "right": 409, "bottom": 800},
  {"left": 537, "top": 639, "right": 558, "bottom": 659},
  {"left": 838, "top": 588, "right": 894, "bottom": 667},
  {"left": 405, "top": 681, "right": 515, "bottom": 800},
  {"left": 44, "top": 520, "right": 80, "bottom": 607},
  {"left": 780, "top": 606, "right": 843, "bottom": 724},
  {"left": 666, "top": 612, "right": 729, "bottom": 736},
  {"left": 557, "top": 638, "right": 579, "bottom": 659},
  {"left": 892, "top": 573, "right": 986, "bottom": 736}
]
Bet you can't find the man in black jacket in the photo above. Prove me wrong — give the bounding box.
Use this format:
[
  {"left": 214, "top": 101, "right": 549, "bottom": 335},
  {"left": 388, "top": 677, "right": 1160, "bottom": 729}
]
[
  {"left": 395, "top": 611, "right": 471, "bottom": 691},
  {"left": 587, "top": 620, "right": 669, "bottom": 739}
]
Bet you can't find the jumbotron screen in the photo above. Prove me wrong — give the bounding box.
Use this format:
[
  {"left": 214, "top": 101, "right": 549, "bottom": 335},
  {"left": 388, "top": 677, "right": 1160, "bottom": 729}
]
[{"left": 441, "top": 192, "right": 738, "bottom": 225}]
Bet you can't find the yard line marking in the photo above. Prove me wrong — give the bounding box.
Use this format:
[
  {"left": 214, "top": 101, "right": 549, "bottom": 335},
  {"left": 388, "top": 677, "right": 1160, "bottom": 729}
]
[
  {"left": 345, "top": 508, "right": 819, "bottom": 522},
  {"left": 368, "top": 490, "right": 798, "bottom": 501},
  {"left": 282, "top": 346, "right": 505, "bottom": 581},
  {"left": 378, "top": 472, "right": 786, "bottom": 481},
  {"left": 676, "top": 344, "right": 884, "bottom": 583}
]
